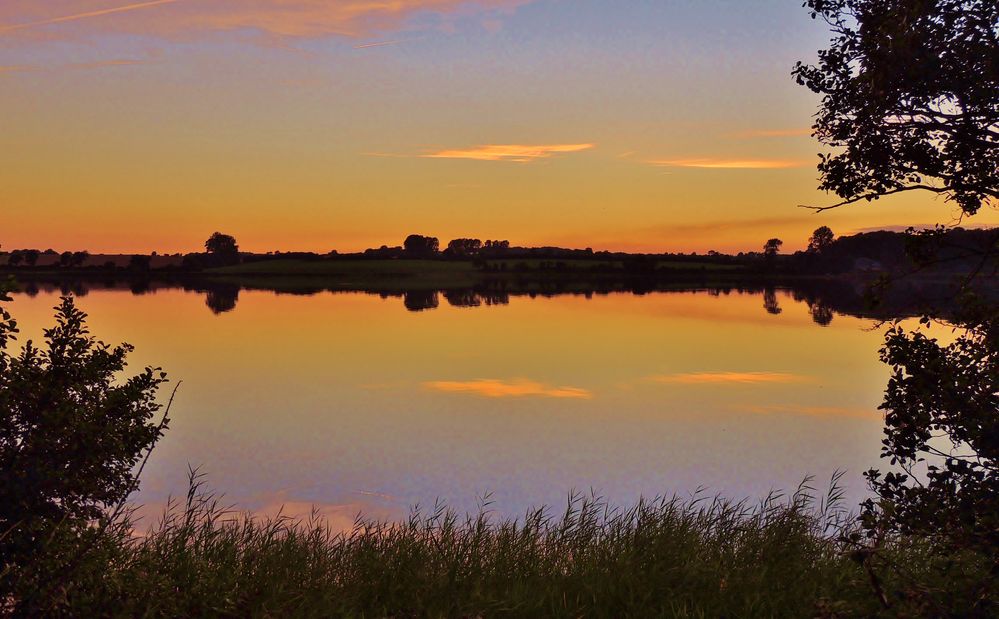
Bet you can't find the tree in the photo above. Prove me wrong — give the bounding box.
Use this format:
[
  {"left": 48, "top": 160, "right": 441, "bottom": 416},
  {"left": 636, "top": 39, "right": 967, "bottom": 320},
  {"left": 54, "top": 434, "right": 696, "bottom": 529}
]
[
  {"left": 794, "top": 1, "right": 999, "bottom": 214},
  {"left": 807, "top": 226, "right": 835, "bottom": 254},
  {"left": 446, "top": 238, "right": 482, "bottom": 256},
  {"left": 71, "top": 251, "right": 89, "bottom": 267},
  {"left": 799, "top": 1, "right": 999, "bottom": 609},
  {"left": 0, "top": 296, "right": 169, "bottom": 602},
  {"left": 205, "top": 232, "right": 239, "bottom": 257},
  {"left": 59, "top": 251, "right": 73, "bottom": 267},
  {"left": 763, "top": 238, "right": 783, "bottom": 258},
  {"left": 8, "top": 251, "right": 23, "bottom": 267},
  {"left": 403, "top": 234, "right": 439, "bottom": 256}
]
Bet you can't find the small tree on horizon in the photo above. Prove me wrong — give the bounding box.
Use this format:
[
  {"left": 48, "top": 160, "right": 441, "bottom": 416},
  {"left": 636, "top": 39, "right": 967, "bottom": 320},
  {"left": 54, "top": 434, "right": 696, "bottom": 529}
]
[
  {"left": 763, "top": 238, "right": 783, "bottom": 258},
  {"left": 205, "top": 232, "right": 239, "bottom": 257},
  {"left": 403, "top": 234, "right": 439, "bottom": 256},
  {"left": 807, "top": 226, "right": 835, "bottom": 254}
]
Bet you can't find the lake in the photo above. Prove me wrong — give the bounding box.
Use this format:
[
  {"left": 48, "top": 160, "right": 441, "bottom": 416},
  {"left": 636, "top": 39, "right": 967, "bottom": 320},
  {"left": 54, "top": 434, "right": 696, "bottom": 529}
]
[{"left": 8, "top": 283, "right": 904, "bottom": 528}]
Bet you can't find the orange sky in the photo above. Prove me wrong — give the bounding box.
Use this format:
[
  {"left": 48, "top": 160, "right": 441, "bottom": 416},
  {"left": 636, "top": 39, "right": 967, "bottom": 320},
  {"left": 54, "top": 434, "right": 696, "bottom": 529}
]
[{"left": 2, "top": 0, "right": 996, "bottom": 254}]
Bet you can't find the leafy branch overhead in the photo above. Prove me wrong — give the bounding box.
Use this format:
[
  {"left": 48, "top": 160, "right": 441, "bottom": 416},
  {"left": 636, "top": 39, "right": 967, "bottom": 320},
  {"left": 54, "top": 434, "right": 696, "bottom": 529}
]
[{"left": 794, "top": 0, "right": 999, "bottom": 214}]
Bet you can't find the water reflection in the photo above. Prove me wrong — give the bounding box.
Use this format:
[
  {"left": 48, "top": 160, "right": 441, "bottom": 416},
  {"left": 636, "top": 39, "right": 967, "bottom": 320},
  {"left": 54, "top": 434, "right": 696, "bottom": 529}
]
[
  {"left": 6, "top": 283, "right": 897, "bottom": 520},
  {"left": 7, "top": 275, "right": 954, "bottom": 326}
]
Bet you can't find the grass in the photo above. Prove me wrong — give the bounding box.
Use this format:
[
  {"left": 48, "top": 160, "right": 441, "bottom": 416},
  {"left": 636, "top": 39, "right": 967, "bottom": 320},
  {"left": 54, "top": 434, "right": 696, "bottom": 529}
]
[{"left": 13, "top": 473, "right": 991, "bottom": 617}]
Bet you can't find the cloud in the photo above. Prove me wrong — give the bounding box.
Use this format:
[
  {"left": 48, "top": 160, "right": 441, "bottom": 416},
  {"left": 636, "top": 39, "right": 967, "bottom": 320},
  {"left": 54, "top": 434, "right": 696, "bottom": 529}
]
[
  {"left": 0, "top": 0, "right": 179, "bottom": 33},
  {"left": 650, "top": 372, "right": 809, "bottom": 385},
  {"left": 730, "top": 128, "right": 813, "bottom": 139},
  {"left": 649, "top": 158, "right": 810, "bottom": 170},
  {"left": 423, "top": 143, "right": 595, "bottom": 163},
  {"left": 0, "top": 1, "right": 535, "bottom": 39},
  {"left": 423, "top": 378, "right": 593, "bottom": 399}
]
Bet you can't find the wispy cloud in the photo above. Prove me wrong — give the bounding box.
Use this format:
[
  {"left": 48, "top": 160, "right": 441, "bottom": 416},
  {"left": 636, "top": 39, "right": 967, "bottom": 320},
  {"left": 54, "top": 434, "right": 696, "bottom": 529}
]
[
  {"left": 0, "top": 0, "right": 179, "bottom": 33},
  {"left": 650, "top": 372, "right": 809, "bottom": 385},
  {"left": 649, "top": 158, "right": 809, "bottom": 170},
  {"left": 0, "top": 1, "right": 535, "bottom": 39},
  {"left": 423, "top": 143, "right": 595, "bottom": 163},
  {"left": 730, "top": 128, "right": 813, "bottom": 139},
  {"left": 424, "top": 378, "right": 593, "bottom": 399}
]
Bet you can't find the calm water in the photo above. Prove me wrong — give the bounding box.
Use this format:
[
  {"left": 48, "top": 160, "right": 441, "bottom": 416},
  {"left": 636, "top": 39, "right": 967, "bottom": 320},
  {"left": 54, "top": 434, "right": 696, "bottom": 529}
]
[{"left": 9, "top": 286, "right": 901, "bottom": 526}]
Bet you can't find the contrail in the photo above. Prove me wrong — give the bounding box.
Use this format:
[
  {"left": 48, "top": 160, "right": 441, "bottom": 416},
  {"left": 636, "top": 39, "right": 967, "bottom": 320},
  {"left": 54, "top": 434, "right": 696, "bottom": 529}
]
[
  {"left": 0, "top": 0, "right": 180, "bottom": 33},
  {"left": 354, "top": 40, "right": 404, "bottom": 49}
]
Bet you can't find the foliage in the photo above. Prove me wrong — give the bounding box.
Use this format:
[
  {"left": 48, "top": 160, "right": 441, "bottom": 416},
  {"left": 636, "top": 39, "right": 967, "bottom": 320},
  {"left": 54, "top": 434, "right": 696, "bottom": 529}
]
[
  {"left": 403, "top": 234, "right": 440, "bottom": 255},
  {"left": 0, "top": 296, "right": 169, "bottom": 609},
  {"left": 794, "top": 0, "right": 999, "bottom": 214},
  {"left": 446, "top": 237, "right": 482, "bottom": 256},
  {"left": 808, "top": 226, "right": 835, "bottom": 254},
  {"left": 858, "top": 295, "right": 998, "bottom": 612},
  {"left": 204, "top": 232, "right": 239, "bottom": 257},
  {"left": 763, "top": 237, "right": 783, "bottom": 257}
]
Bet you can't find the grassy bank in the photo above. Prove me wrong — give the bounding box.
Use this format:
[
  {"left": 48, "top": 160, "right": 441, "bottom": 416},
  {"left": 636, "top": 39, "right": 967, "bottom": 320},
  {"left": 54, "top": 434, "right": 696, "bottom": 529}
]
[{"left": 14, "top": 478, "right": 989, "bottom": 618}]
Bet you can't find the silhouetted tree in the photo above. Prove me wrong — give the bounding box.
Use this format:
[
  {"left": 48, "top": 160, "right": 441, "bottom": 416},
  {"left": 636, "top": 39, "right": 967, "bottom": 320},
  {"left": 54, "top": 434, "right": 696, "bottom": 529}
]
[
  {"left": 763, "top": 238, "right": 783, "bottom": 258},
  {"left": 446, "top": 238, "right": 482, "bottom": 256},
  {"left": 0, "top": 296, "right": 168, "bottom": 607},
  {"left": 801, "top": 1, "right": 999, "bottom": 610},
  {"left": 7, "top": 251, "right": 23, "bottom": 267},
  {"left": 59, "top": 251, "right": 73, "bottom": 267},
  {"left": 23, "top": 250, "right": 40, "bottom": 267},
  {"left": 70, "top": 251, "right": 89, "bottom": 267},
  {"left": 205, "top": 232, "right": 239, "bottom": 257},
  {"left": 403, "top": 235, "right": 439, "bottom": 256},
  {"left": 807, "top": 226, "right": 835, "bottom": 254},
  {"left": 794, "top": 0, "right": 999, "bottom": 215}
]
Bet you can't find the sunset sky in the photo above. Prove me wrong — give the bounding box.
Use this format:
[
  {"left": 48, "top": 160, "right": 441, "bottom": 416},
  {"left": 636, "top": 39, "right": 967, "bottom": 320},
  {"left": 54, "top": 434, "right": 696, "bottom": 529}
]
[{"left": 3, "top": 0, "right": 997, "bottom": 254}]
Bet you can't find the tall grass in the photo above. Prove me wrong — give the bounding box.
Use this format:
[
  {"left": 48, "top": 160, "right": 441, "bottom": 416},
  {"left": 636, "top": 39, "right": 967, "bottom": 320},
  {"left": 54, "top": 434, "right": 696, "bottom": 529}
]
[{"left": 11, "top": 472, "right": 987, "bottom": 617}]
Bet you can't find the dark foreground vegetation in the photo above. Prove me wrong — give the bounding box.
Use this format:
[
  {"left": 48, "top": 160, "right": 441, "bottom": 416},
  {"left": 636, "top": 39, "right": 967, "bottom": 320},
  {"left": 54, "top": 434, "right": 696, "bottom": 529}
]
[{"left": 9, "top": 473, "right": 995, "bottom": 618}]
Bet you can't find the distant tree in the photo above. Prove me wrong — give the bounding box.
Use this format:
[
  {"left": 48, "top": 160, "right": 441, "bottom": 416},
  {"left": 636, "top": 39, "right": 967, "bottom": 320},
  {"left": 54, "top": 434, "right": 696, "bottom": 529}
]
[
  {"left": 8, "top": 251, "right": 23, "bottom": 267},
  {"left": 403, "top": 234, "right": 440, "bottom": 256},
  {"left": 59, "top": 251, "right": 73, "bottom": 267},
  {"left": 70, "top": 251, "right": 89, "bottom": 267},
  {"left": 22, "top": 250, "right": 40, "bottom": 267},
  {"left": 794, "top": 0, "right": 999, "bottom": 215},
  {"left": 205, "top": 232, "right": 239, "bottom": 257},
  {"left": 0, "top": 297, "right": 169, "bottom": 605},
  {"left": 446, "top": 238, "right": 482, "bottom": 256},
  {"left": 763, "top": 238, "right": 783, "bottom": 258},
  {"left": 42, "top": 249, "right": 57, "bottom": 255},
  {"left": 807, "top": 226, "right": 835, "bottom": 254}
]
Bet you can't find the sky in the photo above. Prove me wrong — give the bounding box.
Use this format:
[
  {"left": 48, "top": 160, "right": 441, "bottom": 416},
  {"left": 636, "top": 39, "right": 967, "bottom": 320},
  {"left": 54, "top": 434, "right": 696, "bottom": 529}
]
[{"left": 2, "top": 0, "right": 997, "bottom": 254}]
